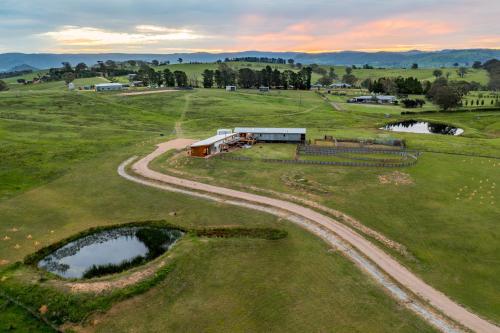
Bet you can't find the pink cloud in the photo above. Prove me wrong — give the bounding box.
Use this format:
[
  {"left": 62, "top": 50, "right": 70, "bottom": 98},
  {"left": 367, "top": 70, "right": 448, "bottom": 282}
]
[{"left": 230, "top": 16, "right": 461, "bottom": 52}]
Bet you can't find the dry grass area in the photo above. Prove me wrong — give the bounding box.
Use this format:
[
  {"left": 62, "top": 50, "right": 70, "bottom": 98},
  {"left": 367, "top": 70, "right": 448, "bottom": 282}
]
[{"left": 378, "top": 171, "right": 414, "bottom": 185}]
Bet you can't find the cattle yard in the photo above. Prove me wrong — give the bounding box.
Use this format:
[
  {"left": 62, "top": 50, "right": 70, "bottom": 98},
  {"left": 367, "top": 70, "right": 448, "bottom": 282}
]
[{"left": 190, "top": 128, "right": 420, "bottom": 167}]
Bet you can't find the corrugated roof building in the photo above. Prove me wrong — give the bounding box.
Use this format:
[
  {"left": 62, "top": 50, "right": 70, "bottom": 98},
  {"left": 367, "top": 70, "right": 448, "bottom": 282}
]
[
  {"left": 235, "top": 127, "right": 306, "bottom": 143},
  {"left": 190, "top": 133, "right": 240, "bottom": 157}
]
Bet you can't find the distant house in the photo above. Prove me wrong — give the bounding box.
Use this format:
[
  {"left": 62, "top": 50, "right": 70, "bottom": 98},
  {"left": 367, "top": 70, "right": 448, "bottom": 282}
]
[
  {"left": 311, "top": 84, "right": 323, "bottom": 89},
  {"left": 95, "top": 83, "right": 123, "bottom": 91},
  {"left": 330, "top": 83, "right": 352, "bottom": 89},
  {"left": 235, "top": 127, "right": 306, "bottom": 143},
  {"left": 226, "top": 85, "right": 237, "bottom": 91},
  {"left": 259, "top": 86, "right": 270, "bottom": 92},
  {"left": 348, "top": 95, "right": 396, "bottom": 104},
  {"left": 132, "top": 81, "right": 144, "bottom": 87}
]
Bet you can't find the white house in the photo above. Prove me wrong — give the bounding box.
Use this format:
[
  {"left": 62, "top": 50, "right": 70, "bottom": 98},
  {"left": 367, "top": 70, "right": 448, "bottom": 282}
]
[{"left": 226, "top": 85, "right": 237, "bottom": 91}]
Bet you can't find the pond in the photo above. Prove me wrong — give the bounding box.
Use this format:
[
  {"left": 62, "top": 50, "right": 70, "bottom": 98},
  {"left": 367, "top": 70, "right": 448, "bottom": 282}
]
[
  {"left": 381, "top": 120, "right": 464, "bottom": 135},
  {"left": 38, "top": 227, "right": 183, "bottom": 279}
]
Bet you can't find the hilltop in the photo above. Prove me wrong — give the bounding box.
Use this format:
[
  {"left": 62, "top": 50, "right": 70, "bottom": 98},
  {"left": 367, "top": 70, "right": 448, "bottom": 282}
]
[{"left": 1, "top": 49, "right": 500, "bottom": 71}]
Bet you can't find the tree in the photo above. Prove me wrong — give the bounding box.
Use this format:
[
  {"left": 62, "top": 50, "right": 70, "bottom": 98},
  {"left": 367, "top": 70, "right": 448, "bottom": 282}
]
[
  {"left": 342, "top": 72, "right": 357, "bottom": 85},
  {"left": 433, "top": 86, "right": 461, "bottom": 110},
  {"left": 328, "top": 67, "right": 337, "bottom": 80},
  {"left": 173, "top": 70, "right": 188, "bottom": 87},
  {"left": 75, "top": 62, "right": 88, "bottom": 73},
  {"left": 482, "top": 58, "right": 500, "bottom": 90},
  {"left": 62, "top": 72, "right": 75, "bottom": 84},
  {"left": 433, "top": 69, "right": 443, "bottom": 78},
  {"left": 287, "top": 59, "right": 295, "bottom": 67},
  {"left": 217, "top": 63, "right": 236, "bottom": 86},
  {"left": 61, "top": 62, "right": 73, "bottom": 72},
  {"left": 426, "top": 77, "right": 448, "bottom": 99},
  {"left": 318, "top": 75, "right": 333, "bottom": 86},
  {"left": 453, "top": 62, "right": 459, "bottom": 67},
  {"left": 163, "top": 69, "right": 175, "bottom": 86},
  {"left": 202, "top": 69, "right": 214, "bottom": 88},
  {"left": 411, "top": 63, "right": 418, "bottom": 69},
  {"left": 361, "top": 78, "right": 372, "bottom": 90},
  {"left": 457, "top": 67, "right": 468, "bottom": 78},
  {"left": 238, "top": 68, "right": 256, "bottom": 88},
  {"left": 345, "top": 66, "right": 353, "bottom": 75},
  {"left": 151, "top": 59, "right": 159, "bottom": 66},
  {"left": 271, "top": 69, "right": 282, "bottom": 87},
  {"left": 128, "top": 60, "right": 137, "bottom": 67},
  {"left": 0, "top": 80, "right": 9, "bottom": 91},
  {"left": 472, "top": 61, "right": 482, "bottom": 69},
  {"left": 177, "top": 58, "right": 183, "bottom": 64}
]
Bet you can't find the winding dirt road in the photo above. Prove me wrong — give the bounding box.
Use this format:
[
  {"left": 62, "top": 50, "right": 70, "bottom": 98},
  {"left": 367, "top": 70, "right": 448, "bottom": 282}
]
[{"left": 124, "top": 139, "right": 499, "bottom": 333}]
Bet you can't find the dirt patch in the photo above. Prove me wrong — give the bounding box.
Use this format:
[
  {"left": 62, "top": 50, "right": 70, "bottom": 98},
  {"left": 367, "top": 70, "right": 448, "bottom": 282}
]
[
  {"left": 281, "top": 172, "right": 330, "bottom": 194},
  {"left": 378, "top": 171, "right": 414, "bottom": 185},
  {"left": 64, "top": 260, "right": 167, "bottom": 294}
]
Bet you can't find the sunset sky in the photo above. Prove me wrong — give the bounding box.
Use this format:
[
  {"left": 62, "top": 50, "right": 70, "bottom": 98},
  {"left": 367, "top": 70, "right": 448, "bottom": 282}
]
[{"left": 1, "top": 0, "right": 499, "bottom": 53}]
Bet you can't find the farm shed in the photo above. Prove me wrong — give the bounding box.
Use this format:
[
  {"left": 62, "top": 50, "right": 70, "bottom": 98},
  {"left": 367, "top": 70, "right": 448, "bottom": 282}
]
[
  {"left": 235, "top": 127, "right": 306, "bottom": 143},
  {"left": 330, "top": 83, "right": 352, "bottom": 88},
  {"left": 226, "top": 85, "right": 237, "bottom": 91},
  {"left": 348, "top": 95, "right": 396, "bottom": 104},
  {"left": 190, "top": 133, "right": 240, "bottom": 157},
  {"left": 95, "top": 83, "right": 124, "bottom": 91}
]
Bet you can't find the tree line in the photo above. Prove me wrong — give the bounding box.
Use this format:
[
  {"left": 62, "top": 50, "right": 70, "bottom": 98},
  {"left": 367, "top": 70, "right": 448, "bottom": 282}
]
[{"left": 201, "top": 64, "right": 312, "bottom": 90}]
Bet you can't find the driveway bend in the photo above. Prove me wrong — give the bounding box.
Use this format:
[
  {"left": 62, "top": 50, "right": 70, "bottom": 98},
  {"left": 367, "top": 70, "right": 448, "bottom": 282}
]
[{"left": 126, "top": 139, "right": 499, "bottom": 333}]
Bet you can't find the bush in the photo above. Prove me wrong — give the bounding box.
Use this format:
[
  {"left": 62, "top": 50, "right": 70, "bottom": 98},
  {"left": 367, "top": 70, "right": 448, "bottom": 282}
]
[
  {"left": 401, "top": 99, "right": 425, "bottom": 108},
  {"left": 194, "top": 227, "right": 287, "bottom": 240},
  {"left": 0, "top": 80, "right": 9, "bottom": 91}
]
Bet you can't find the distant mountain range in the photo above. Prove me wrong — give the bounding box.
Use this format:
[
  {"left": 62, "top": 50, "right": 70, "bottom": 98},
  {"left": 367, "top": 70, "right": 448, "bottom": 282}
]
[{"left": 1, "top": 49, "right": 499, "bottom": 71}]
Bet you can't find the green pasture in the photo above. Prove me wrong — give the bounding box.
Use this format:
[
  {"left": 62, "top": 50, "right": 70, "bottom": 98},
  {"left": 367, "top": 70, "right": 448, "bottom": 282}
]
[{"left": 0, "top": 81, "right": 498, "bottom": 331}]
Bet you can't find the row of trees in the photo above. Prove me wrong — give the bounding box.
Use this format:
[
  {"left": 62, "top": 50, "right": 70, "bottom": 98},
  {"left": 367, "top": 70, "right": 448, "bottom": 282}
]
[
  {"left": 135, "top": 65, "right": 189, "bottom": 87},
  {"left": 224, "top": 57, "right": 294, "bottom": 65},
  {"left": 362, "top": 77, "right": 424, "bottom": 95},
  {"left": 201, "top": 64, "right": 313, "bottom": 90}
]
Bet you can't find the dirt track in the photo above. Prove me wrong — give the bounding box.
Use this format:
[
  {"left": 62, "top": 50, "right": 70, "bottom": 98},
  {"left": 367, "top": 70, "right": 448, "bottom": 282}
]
[{"left": 124, "top": 139, "right": 500, "bottom": 333}]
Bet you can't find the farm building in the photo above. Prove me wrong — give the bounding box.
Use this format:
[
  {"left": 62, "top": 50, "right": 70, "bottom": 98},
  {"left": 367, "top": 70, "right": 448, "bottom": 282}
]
[
  {"left": 190, "top": 132, "right": 240, "bottom": 157},
  {"left": 311, "top": 83, "right": 323, "bottom": 89},
  {"left": 226, "top": 85, "right": 237, "bottom": 91},
  {"left": 330, "top": 83, "right": 352, "bottom": 88},
  {"left": 259, "top": 86, "right": 270, "bottom": 92},
  {"left": 348, "top": 95, "right": 396, "bottom": 104},
  {"left": 235, "top": 127, "right": 306, "bottom": 143},
  {"left": 95, "top": 83, "right": 124, "bottom": 91}
]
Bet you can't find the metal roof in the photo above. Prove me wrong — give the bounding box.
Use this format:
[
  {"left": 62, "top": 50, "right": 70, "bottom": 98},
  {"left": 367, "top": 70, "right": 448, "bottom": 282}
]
[
  {"left": 190, "top": 133, "right": 239, "bottom": 147},
  {"left": 95, "top": 83, "right": 123, "bottom": 87},
  {"left": 355, "top": 95, "right": 395, "bottom": 100},
  {"left": 234, "top": 127, "right": 306, "bottom": 134}
]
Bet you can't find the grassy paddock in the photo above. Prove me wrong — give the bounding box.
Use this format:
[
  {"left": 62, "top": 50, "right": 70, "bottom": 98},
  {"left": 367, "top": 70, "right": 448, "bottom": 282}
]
[{"left": 0, "top": 84, "right": 498, "bottom": 330}]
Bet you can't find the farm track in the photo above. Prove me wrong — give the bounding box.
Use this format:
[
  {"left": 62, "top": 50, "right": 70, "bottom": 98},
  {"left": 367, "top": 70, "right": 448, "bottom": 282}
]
[{"left": 120, "top": 139, "right": 500, "bottom": 333}]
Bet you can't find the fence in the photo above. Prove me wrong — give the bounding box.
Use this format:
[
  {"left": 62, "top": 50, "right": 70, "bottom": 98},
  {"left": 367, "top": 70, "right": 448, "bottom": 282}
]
[{"left": 216, "top": 145, "right": 420, "bottom": 168}]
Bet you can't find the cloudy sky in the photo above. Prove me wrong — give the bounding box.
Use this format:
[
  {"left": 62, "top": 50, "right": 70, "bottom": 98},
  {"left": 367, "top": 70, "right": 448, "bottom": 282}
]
[{"left": 1, "top": 0, "right": 499, "bottom": 53}]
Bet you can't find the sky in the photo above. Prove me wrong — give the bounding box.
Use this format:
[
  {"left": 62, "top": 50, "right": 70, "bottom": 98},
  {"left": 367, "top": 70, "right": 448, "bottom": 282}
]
[{"left": 0, "top": 0, "right": 499, "bottom": 53}]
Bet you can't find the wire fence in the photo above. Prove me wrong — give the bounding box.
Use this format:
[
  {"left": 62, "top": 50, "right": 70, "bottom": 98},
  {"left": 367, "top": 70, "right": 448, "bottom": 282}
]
[{"left": 216, "top": 145, "right": 420, "bottom": 168}]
